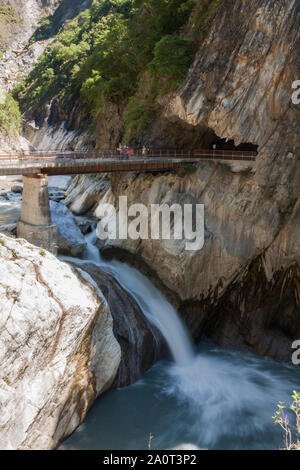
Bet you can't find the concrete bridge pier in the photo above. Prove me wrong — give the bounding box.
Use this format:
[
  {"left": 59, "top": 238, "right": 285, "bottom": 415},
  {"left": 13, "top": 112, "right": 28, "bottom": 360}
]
[{"left": 17, "top": 174, "right": 58, "bottom": 254}]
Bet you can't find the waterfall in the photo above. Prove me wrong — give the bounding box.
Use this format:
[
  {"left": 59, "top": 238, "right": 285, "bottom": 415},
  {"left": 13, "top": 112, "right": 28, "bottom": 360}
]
[{"left": 70, "top": 229, "right": 195, "bottom": 366}]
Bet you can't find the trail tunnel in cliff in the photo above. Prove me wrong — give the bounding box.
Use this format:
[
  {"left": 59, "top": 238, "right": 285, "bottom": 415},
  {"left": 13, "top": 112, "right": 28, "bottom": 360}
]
[
  {"left": 211, "top": 138, "right": 258, "bottom": 153},
  {"left": 149, "top": 116, "right": 258, "bottom": 154}
]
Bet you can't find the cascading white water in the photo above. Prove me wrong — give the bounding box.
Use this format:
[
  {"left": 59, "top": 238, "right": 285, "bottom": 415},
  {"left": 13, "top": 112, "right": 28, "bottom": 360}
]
[
  {"left": 69, "top": 230, "right": 195, "bottom": 366},
  {"left": 61, "top": 228, "right": 300, "bottom": 451}
]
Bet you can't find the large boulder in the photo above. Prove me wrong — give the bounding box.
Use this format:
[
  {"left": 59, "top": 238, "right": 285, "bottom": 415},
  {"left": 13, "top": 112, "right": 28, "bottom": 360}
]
[
  {"left": 0, "top": 223, "right": 17, "bottom": 236},
  {"left": 11, "top": 185, "right": 23, "bottom": 194},
  {"left": 50, "top": 201, "right": 87, "bottom": 256},
  {"left": 65, "top": 175, "right": 110, "bottom": 216},
  {"left": 0, "top": 235, "right": 121, "bottom": 450}
]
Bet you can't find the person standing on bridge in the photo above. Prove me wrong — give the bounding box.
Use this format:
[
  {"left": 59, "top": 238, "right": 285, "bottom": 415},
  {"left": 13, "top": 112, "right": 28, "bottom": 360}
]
[{"left": 123, "top": 147, "right": 129, "bottom": 160}]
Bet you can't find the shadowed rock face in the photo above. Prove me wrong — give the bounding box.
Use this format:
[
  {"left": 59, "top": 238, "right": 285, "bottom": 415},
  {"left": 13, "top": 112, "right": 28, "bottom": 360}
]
[
  {"left": 180, "top": 261, "right": 300, "bottom": 361},
  {"left": 207, "top": 264, "right": 300, "bottom": 361},
  {"left": 77, "top": 263, "right": 163, "bottom": 388}
]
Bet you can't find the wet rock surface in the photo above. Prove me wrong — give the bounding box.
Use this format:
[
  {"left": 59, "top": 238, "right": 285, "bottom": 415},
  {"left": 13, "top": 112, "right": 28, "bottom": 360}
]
[
  {"left": 207, "top": 264, "right": 300, "bottom": 361},
  {"left": 11, "top": 185, "right": 23, "bottom": 194},
  {"left": 50, "top": 201, "right": 87, "bottom": 256},
  {"left": 74, "top": 216, "right": 95, "bottom": 236},
  {"left": 0, "top": 223, "right": 17, "bottom": 236}
]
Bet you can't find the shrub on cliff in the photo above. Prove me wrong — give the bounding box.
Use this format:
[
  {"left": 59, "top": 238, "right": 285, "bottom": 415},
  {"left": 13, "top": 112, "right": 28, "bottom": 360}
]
[
  {"left": 273, "top": 391, "right": 300, "bottom": 450},
  {"left": 148, "top": 35, "right": 195, "bottom": 91},
  {"left": 0, "top": 94, "right": 21, "bottom": 138}
]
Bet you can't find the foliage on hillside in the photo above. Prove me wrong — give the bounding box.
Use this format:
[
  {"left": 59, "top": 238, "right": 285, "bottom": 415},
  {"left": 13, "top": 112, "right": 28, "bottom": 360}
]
[
  {"left": 14, "top": 0, "right": 221, "bottom": 142},
  {"left": 0, "top": 93, "right": 21, "bottom": 137}
]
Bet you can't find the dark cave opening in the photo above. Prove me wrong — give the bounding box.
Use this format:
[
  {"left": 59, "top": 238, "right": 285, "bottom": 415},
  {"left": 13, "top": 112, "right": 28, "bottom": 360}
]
[
  {"left": 148, "top": 117, "right": 258, "bottom": 154},
  {"left": 210, "top": 138, "right": 258, "bottom": 153}
]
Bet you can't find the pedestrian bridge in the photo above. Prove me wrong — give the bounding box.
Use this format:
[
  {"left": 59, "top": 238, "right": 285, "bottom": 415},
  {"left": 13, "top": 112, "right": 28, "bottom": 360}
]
[
  {"left": 0, "top": 149, "right": 257, "bottom": 176},
  {"left": 0, "top": 149, "right": 257, "bottom": 253}
]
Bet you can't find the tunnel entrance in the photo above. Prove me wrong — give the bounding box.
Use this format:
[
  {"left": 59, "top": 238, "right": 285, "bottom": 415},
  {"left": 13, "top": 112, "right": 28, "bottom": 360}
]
[
  {"left": 146, "top": 117, "right": 258, "bottom": 154},
  {"left": 210, "top": 138, "right": 258, "bottom": 153}
]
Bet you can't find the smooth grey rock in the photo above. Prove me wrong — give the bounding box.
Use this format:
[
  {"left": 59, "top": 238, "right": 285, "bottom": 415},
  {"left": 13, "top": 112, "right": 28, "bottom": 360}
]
[
  {"left": 48, "top": 190, "right": 66, "bottom": 202},
  {"left": 0, "top": 223, "right": 17, "bottom": 235},
  {"left": 11, "top": 185, "right": 23, "bottom": 194},
  {"left": 50, "top": 201, "right": 87, "bottom": 256},
  {"left": 74, "top": 216, "right": 95, "bottom": 235}
]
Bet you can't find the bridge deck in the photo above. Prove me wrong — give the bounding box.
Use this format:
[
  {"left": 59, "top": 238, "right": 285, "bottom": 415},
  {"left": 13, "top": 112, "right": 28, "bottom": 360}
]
[{"left": 0, "top": 150, "right": 257, "bottom": 176}]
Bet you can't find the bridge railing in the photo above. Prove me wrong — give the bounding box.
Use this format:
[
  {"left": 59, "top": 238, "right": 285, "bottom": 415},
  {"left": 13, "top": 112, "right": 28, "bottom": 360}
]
[{"left": 0, "top": 148, "right": 257, "bottom": 162}]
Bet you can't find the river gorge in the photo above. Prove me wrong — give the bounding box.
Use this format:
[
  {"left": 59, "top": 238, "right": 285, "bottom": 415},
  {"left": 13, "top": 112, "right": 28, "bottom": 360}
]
[
  {"left": 0, "top": 0, "right": 299, "bottom": 453},
  {"left": 0, "top": 181, "right": 299, "bottom": 450}
]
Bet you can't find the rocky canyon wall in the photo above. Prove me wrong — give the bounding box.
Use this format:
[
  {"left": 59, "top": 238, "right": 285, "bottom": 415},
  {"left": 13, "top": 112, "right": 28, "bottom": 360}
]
[{"left": 65, "top": 0, "right": 300, "bottom": 360}]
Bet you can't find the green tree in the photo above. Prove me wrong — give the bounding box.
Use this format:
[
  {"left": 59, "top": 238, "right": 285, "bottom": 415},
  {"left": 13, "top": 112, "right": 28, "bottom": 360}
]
[
  {"left": 148, "top": 34, "right": 194, "bottom": 89},
  {"left": 0, "top": 94, "right": 21, "bottom": 137}
]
